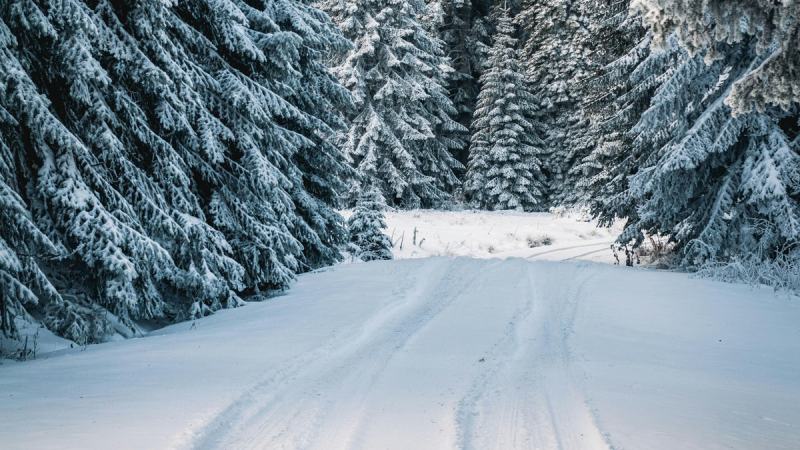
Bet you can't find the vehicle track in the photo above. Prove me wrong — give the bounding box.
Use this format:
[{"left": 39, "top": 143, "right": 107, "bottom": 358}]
[
  {"left": 185, "top": 258, "right": 501, "bottom": 450},
  {"left": 455, "top": 261, "right": 609, "bottom": 450},
  {"left": 180, "top": 258, "right": 610, "bottom": 450},
  {"left": 525, "top": 241, "right": 614, "bottom": 261},
  {"left": 562, "top": 247, "right": 612, "bottom": 261}
]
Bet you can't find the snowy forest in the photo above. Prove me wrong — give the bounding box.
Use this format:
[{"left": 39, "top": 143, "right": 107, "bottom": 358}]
[{"left": 3, "top": 0, "right": 800, "bottom": 344}]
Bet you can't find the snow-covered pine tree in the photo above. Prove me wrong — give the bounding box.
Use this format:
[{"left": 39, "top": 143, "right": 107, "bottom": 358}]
[
  {"left": 559, "top": 3, "right": 656, "bottom": 222},
  {"left": 0, "top": 148, "right": 62, "bottom": 339},
  {"left": 516, "top": 0, "right": 609, "bottom": 206},
  {"left": 0, "top": 0, "right": 352, "bottom": 343},
  {"left": 322, "top": 0, "right": 467, "bottom": 209},
  {"left": 590, "top": 33, "right": 686, "bottom": 227},
  {"left": 619, "top": 35, "right": 800, "bottom": 264},
  {"left": 0, "top": 17, "right": 61, "bottom": 340},
  {"left": 631, "top": 0, "right": 800, "bottom": 115},
  {"left": 430, "top": 0, "right": 492, "bottom": 165},
  {"left": 565, "top": 2, "right": 649, "bottom": 212},
  {"left": 1, "top": 0, "right": 198, "bottom": 341},
  {"left": 464, "top": 12, "right": 546, "bottom": 211},
  {"left": 347, "top": 186, "right": 394, "bottom": 261},
  {"left": 227, "top": 0, "right": 356, "bottom": 273},
  {"left": 436, "top": 0, "right": 473, "bottom": 127}
]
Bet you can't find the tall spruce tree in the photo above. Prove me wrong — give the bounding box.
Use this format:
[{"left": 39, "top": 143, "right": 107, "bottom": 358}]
[
  {"left": 563, "top": 2, "right": 647, "bottom": 211},
  {"left": 517, "top": 0, "right": 609, "bottom": 206},
  {"left": 588, "top": 32, "right": 684, "bottom": 226},
  {"left": 618, "top": 34, "right": 800, "bottom": 263},
  {"left": 432, "top": 0, "right": 492, "bottom": 165},
  {"left": 321, "top": 0, "right": 467, "bottom": 209},
  {"left": 569, "top": 5, "right": 655, "bottom": 221},
  {"left": 0, "top": 0, "right": 352, "bottom": 343},
  {"left": 464, "top": 12, "right": 546, "bottom": 211}
]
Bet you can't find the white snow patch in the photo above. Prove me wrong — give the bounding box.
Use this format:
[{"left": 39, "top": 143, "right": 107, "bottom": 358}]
[
  {"left": 342, "top": 208, "right": 625, "bottom": 263},
  {"left": 1, "top": 258, "right": 798, "bottom": 449},
  {"left": 0, "top": 319, "right": 74, "bottom": 361}
]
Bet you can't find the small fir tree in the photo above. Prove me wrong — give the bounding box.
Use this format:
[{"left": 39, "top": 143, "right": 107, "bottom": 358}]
[
  {"left": 347, "top": 187, "right": 394, "bottom": 261},
  {"left": 464, "top": 12, "right": 546, "bottom": 211}
]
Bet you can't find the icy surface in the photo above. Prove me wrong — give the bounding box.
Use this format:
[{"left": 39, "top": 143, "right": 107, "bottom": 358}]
[{"left": 2, "top": 254, "right": 799, "bottom": 449}]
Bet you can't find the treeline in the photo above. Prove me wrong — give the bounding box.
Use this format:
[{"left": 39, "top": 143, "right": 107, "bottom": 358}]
[
  {"left": 326, "top": 0, "right": 800, "bottom": 268},
  {"left": 2, "top": 0, "right": 799, "bottom": 343}
]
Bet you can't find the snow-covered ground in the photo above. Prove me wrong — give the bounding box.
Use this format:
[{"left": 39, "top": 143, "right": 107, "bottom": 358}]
[
  {"left": 2, "top": 211, "right": 799, "bottom": 449},
  {"left": 348, "top": 208, "right": 626, "bottom": 263}
]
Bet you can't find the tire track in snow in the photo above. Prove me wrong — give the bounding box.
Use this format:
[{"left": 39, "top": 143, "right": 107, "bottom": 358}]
[
  {"left": 183, "top": 257, "right": 500, "bottom": 450},
  {"left": 454, "top": 259, "right": 538, "bottom": 450},
  {"left": 525, "top": 241, "right": 614, "bottom": 262},
  {"left": 562, "top": 247, "right": 611, "bottom": 262},
  {"left": 172, "top": 259, "right": 435, "bottom": 450},
  {"left": 455, "top": 261, "right": 611, "bottom": 450},
  {"left": 533, "top": 262, "right": 608, "bottom": 450}
]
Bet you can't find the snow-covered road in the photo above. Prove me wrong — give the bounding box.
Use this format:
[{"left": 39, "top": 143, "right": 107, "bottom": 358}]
[
  {"left": 189, "top": 259, "right": 606, "bottom": 450},
  {"left": 2, "top": 258, "right": 799, "bottom": 449}
]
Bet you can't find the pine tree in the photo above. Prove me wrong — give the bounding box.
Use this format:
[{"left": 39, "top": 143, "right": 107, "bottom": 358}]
[
  {"left": 516, "top": 0, "right": 622, "bottom": 207},
  {"left": 322, "top": 0, "right": 467, "bottom": 209},
  {"left": 631, "top": 0, "right": 800, "bottom": 115},
  {"left": 594, "top": 32, "right": 686, "bottom": 226},
  {"left": 432, "top": 0, "right": 492, "bottom": 165},
  {"left": 234, "top": 0, "right": 357, "bottom": 273},
  {"left": 0, "top": 0, "right": 352, "bottom": 343},
  {"left": 347, "top": 186, "right": 394, "bottom": 261},
  {"left": 618, "top": 36, "right": 800, "bottom": 263},
  {"left": 464, "top": 12, "right": 546, "bottom": 211},
  {"left": 561, "top": 3, "right": 646, "bottom": 211},
  {"left": 0, "top": 171, "right": 62, "bottom": 340},
  {"left": 567, "top": 5, "right": 659, "bottom": 222}
]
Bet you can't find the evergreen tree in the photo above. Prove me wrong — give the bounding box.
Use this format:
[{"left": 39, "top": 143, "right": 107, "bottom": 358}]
[
  {"left": 517, "top": 0, "right": 609, "bottom": 206},
  {"left": 618, "top": 36, "right": 800, "bottom": 263},
  {"left": 569, "top": 5, "right": 656, "bottom": 221},
  {"left": 589, "top": 30, "right": 668, "bottom": 228},
  {"left": 246, "top": 0, "right": 357, "bottom": 272},
  {"left": 322, "top": 0, "right": 467, "bottom": 209},
  {"left": 631, "top": 0, "right": 800, "bottom": 115},
  {"left": 347, "top": 186, "right": 394, "bottom": 261},
  {"left": 0, "top": 0, "right": 352, "bottom": 343},
  {"left": 564, "top": 2, "right": 648, "bottom": 211},
  {"left": 464, "top": 12, "right": 546, "bottom": 211},
  {"left": 432, "top": 0, "right": 492, "bottom": 165}
]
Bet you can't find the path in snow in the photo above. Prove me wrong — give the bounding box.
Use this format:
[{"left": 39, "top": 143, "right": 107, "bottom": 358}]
[
  {"left": 2, "top": 257, "right": 799, "bottom": 450},
  {"left": 185, "top": 259, "right": 607, "bottom": 450}
]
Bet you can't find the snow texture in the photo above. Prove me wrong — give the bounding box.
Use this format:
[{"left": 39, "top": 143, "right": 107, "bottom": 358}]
[
  {"left": 2, "top": 255, "right": 798, "bottom": 449},
  {"left": 347, "top": 208, "right": 623, "bottom": 263}
]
